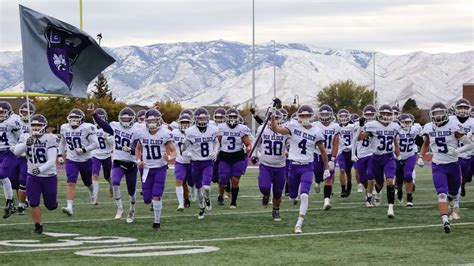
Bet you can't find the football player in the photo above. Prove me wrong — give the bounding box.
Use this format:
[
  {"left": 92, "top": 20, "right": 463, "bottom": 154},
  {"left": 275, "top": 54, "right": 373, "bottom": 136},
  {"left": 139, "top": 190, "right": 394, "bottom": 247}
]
[
  {"left": 350, "top": 113, "right": 364, "bottom": 193},
  {"left": 358, "top": 104, "right": 401, "bottom": 218},
  {"left": 171, "top": 113, "right": 193, "bottom": 210},
  {"left": 337, "top": 109, "right": 356, "bottom": 197},
  {"left": 253, "top": 109, "right": 288, "bottom": 221},
  {"left": 58, "top": 108, "right": 98, "bottom": 216},
  {"left": 418, "top": 102, "right": 472, "bottom": 233},
  {"left": 183, "top": 107, "right": 220, "bottom": 219},
  {"left": 136, "top": 109, "right": 146, "bottom": 124},
  {"left": 210, "top": 108, "right": 226, "bottom": 195},
  {"left": 270, "top": 105, "right": 330, "bottom": 234},
  {"left": 313, "top": 105, "right": 340, "bottom": 210},
  {"left": 217, "top": 108, "right": 252, "bottom": 208},
  {"left": 14, "top": 114, "right": 58, "bottom": 234},
  {"left": 135, "top": 109, "right": 176, "bottom": 230},
  {"left": 0, "top": 101, "right": 21, "bottom": 218},
  {"left": 91, "top": 108, "right": 114, "bottom": 204},
  {"left": 395, "top": 114, "right": 421, "bottom": 207},
  {"left": 92, "top": 107, "right": 140, "bottom": 223}
]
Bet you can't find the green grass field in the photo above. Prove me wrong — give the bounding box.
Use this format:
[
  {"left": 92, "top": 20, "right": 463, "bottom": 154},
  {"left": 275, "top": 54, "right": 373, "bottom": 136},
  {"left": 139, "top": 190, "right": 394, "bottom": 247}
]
[{"left": 1, "top": 166, "right": 473, "bottom": 265}]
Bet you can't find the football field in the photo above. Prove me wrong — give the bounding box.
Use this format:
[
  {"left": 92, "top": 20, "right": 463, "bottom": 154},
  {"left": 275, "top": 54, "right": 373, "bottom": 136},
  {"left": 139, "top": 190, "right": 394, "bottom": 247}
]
[{"left": 1, "top": 166, "right": 473, "bottom": 265}]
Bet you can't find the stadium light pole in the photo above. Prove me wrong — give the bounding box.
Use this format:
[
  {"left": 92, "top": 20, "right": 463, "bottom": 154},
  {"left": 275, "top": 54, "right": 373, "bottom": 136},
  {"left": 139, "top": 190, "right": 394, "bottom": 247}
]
[
  {"left": 251, "top": 0, "right": 256, "bottom": 134},
  {"left": 372, "top": 51, "right": 376, "bottom": 107},
  {"left": 272, "top": 40, "right": 276, "bottom": 99}
]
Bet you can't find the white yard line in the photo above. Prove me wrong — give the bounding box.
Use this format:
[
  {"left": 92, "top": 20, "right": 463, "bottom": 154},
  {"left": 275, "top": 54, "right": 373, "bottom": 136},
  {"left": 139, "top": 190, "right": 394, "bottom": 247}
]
[
  {"left": 2, "top": 201, "right": 472, "bottom": 227},
  {"left": 0, "top": 222, "right": 473, "bottom": 255}
]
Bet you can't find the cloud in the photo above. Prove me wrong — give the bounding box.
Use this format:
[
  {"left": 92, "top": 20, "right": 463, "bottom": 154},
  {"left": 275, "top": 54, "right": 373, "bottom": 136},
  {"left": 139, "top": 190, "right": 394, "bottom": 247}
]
[{"left": 0, "top": 0, "right": 472, "bottom": 54}]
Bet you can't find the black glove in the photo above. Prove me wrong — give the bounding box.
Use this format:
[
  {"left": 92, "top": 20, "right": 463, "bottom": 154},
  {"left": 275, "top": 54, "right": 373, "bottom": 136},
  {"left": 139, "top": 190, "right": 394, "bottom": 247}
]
[
  {"left": 359, "top": 117, "right": 366, "bottom": 127},
  {"left": 250, "top": 108, "right": 256, "bottom": 115},
  {"left": 251, "top": 157, "right": 259, "bottom": 165},
  {"left": 26, "top": 137, "right": 35, "bottom": 146}
]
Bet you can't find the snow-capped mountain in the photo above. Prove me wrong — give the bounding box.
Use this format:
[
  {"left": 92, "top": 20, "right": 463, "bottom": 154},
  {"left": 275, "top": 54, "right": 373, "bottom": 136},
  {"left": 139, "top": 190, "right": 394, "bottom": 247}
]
[{"left": 1, "top": 40, "right": 472, "bottom": 108}]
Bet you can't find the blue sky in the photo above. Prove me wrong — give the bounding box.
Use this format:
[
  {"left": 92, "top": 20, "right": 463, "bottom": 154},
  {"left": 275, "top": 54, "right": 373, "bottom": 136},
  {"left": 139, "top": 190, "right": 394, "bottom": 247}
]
[{"left": 1, "top": 0, "right": 472, "bottom": 54}]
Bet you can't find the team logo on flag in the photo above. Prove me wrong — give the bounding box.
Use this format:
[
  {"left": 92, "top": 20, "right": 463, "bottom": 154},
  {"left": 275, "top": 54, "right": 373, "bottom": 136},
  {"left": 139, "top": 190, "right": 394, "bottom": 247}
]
[{"left": 44, "top": 25, "right": 91, "bottom": 90}]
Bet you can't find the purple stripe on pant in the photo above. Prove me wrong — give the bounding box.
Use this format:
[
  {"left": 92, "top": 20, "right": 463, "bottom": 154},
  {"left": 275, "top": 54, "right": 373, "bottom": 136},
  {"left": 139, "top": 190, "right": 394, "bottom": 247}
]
[
  {"left": 26, "top": 174, "right": 58, "bottom": 210},
  {"left": 458, "top": 158, "right": 472, "bottom": 183},
  {"left": 218, "top": 160, "right": 247, "bottom": 185},
  {"left": 175, "top": 162, "right": 192, "bottom": 185},
  {"left": 191, "top": 160, "right": 214, "bottom": 189},
  {"left": 142, "top": 166, "right": 168, "bottom": 204},
  {"left": 8, "top": 156, "right": 27, "bottom": 190},
  {"left": 288, "top": 163, "right": 314, "bottom": 199},
  {"left": 337, "top": 151, "right": 353, "bottom": 174},
  {"left": 371, "top": 153, "right": 396, "bottom": 185},
  {"left": 396, "top": 155, "right": 417, "bottom": 184},
  {"left": 92, "top": 157, "right": 112, "bottom": 180},
  {"left": 313, "top": 153, "right": 334, "bottom": 183},
  {"left": 65, "top": 159, "right": 93, "bottom": 186},
  {"left": 0, "top": 150, "right": 16, "bottom": 180},
  {"left": 112, "top": 161, "right": 138, "bottom": 197},
  {"left": 354, "top": 156, "right": 372, "bottom": 184},
  {"left": 258, "top": 164, "right": 286, "bottom": 199},
  {"left": 432, "top": 162, "right": 461, "bottom": 196}
]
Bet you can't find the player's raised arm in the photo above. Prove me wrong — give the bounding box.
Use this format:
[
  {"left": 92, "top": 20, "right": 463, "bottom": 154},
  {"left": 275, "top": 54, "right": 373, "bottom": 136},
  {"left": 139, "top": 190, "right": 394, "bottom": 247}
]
[
  {"left": 270, "top": 109, "right": 290, "bottom": 135},
  {"left": 92, "top": 111, "right": 113, "bottom": 135}
]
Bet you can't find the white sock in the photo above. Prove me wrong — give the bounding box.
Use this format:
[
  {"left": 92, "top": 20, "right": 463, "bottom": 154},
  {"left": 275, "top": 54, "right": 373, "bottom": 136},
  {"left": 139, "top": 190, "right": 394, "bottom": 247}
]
[
  {"left": 296, "top": 217, "right": 304, "bottom": 227},
  {"left": 299, "top": 193, "right": 309, "bottom": 216},
  {"left": 441, "top": 214, "right": 449, "bottom": 223},
  {"left": 129, "top": 194, "right": 136, "bottom": 210},
  {"left": 176, "top": 186, "right": 184, "bottom": 206},
  {"left": 1, "top": 178, "right": 13, "bottom": 200},
  {"left": 113, "top": 186, "right": 123, "bottom": 210},
  {"left": 92, "top": 180, "right": 99, "bottom": 199},
  {"left": 152, "top": 199, "right": 163, "bottom": 224},
  {"left": 19, "top": 202, "right": 26, "bottom": 208},
  {"left": 67, "top": 199, "right": 73, "bottom": 210},
  {"left": 412, "top": 169, "right": 416, "bottom": 184},
  {"left": 203, "top": 185, "right": 211, "bottom": 200},
  {"left": 197, "top": 188, "right": 204, "bottom": 208},
  {"left": 454, "top": 188, "right": 461, "bottom": 208},
  {"left": 87, "top": 185, "right": 94, "bottom": 198}
]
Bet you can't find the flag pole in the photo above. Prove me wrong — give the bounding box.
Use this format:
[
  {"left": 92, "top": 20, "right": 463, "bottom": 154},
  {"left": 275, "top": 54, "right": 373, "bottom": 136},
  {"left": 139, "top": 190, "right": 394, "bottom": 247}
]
[
  {"left": 79, "top": 0, "right": 83, "bottom": 30},
  {"left": 25, "top": 92, "right": 36, "bottom": 167}
]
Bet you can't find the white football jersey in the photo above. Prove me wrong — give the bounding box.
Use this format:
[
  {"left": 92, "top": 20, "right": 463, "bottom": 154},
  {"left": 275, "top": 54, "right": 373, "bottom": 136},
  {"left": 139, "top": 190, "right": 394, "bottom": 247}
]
[
  {"left": 18, "top": 119, "right": 30, "bottom": 134},
  {"left": 109, "top": 121, "right": 140, "bottom": 162},
  {"left": 171, "top": 128, "right": 190, "bottom": 164},
  {"left": 59, "top": 122, "right": 97, "bottom": 162},
  {"left": 135, "top": 127, "right": 173, "bottom": 168},
  {"left": 422, "top": 119, "right": 464, "bottom": 164},
  {"left": 219, "top": 123, "right": 250, "bottom": 153},
  {"left": 449, "top": 116, "right": 474, "bottom": 159},
  {"left": 92, "top": 127, "right": 114, "bottom": 160},
  {"left": 19, "top": 133, "right": 58, "bottom": 177},
  {"left": 185, "top": 125, "right": 219, "bottom": 161},
  {"left": 312, "top": 121, "right": 341, "bottom": 155},
  {"left": 0, "top": 115, "right": 21, "bottom": 150},
  {"left": 398, "top": 126, "right": 421, "bottom": 160},
  {"left": 338, "top": 123, "right": 356, "bottom": 154},
  {"left": 285, "top": 120, "right": 324, "bottom": 164},
  {"left": 353, "top": 125, "right": 373, "bottom": 158},
  {"left": 255, "top": 125, "right": 288, "bottom": 168},
  {"left": 363, "top": 121, "right": 400, "bottom": 156},
  {"left": 208, "top": 120, "right": 218, "bottom": 127}
]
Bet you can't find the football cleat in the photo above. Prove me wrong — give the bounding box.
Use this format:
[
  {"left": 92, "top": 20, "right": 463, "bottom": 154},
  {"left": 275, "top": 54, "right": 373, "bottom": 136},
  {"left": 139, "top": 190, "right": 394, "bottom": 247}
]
[
  {"left": 452, "top": 207, "right": 460, "bottom": 220},
  {"left": 61, "top": 207, "right": 73, "bottom": 217},
  {"left": 323, "top": 198, "right": 332, "bottom": 210},
  {"left": 205, "top": 199, "right": 212, "bottom": 211},
  {"left": 230, "top": 205, "right": 237, "bottom": 209},
  {"left": 357, "top": 184, "right": 363, "bottom": 193},
  {"left": 387, "top": 204, "right": 395, "bottom": 218},
  {"left": 366, "top": 200, "right": 374, "bottom": 208},
  {"left": 152, "top": 223, "right": 161, "bottom": 231},
  {"left": 198, "top": 208, "right": 205, "bottom": 219},
  {"left": 272, "top": 209, "right": 281, "bottom": 221},
  {"left": 126, "top": 209, "right": 135, "bottom": 223},
  {"left": 177, "top": 204, "right": 184, "bottom": 212},
  {"left": 374, "top": 193, "right": 381, "bottom": 207},
  {"left": 34, "top": 223, "right": 43, "bottom": 234},
  {"left": 3, "top": 199, "right": 16, "bottom": 219},
  {"left": 90, "top": 197, "right": 98, "bottom": 205},
  {"left": 217, "top": 196, "right": 224, "bottom": 206},
  {"left": 443, "top": 221, "right": 451, "bottom": 234},
  {"left": 294, "top": 225, "right": 302, "bottom": 234},
  {"left": 262, "top": 194, "right": 270, "bottom": 207},
  {"left": 18, "top": 206, "right": 26, "bottom": 215},
  {"left": 397, "top": 190, "right": 403, "bottom": 204},
  {"left": 340, "top": 191, "right": 348, "bottom": 198},
  {"left": 406, "top": 201, "right": 413, "bottom": 207},
  {"left": 314, "top": 183, "right": 321, "bottom": 194},
  {"left": 114, "top": 208, "right": 124, "bottom": 219}
]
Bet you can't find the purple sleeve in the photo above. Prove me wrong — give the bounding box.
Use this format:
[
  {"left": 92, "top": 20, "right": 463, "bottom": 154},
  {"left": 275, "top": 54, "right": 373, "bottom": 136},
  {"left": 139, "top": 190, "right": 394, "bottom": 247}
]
[{"left": 92, "top": 113, "right": 113, "bottom": 135}]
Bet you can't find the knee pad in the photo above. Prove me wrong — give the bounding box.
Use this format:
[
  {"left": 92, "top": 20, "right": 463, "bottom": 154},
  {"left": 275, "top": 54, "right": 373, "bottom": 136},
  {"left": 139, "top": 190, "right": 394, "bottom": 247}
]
[{"left": 438, "top": 193, "right": 447, "bottom": 203}]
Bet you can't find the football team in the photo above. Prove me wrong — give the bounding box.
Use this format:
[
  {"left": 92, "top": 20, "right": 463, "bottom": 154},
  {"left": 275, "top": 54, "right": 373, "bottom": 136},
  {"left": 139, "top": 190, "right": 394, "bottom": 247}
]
[{"left": 0, "top": 98, "right": 473, "bottom": 235}]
